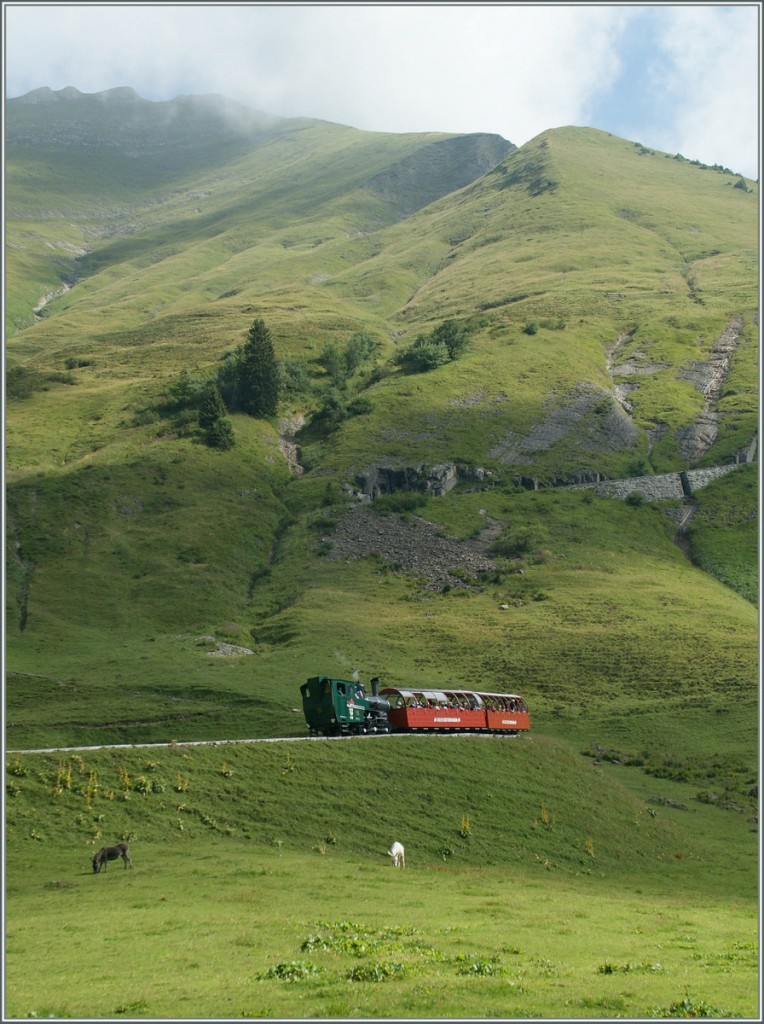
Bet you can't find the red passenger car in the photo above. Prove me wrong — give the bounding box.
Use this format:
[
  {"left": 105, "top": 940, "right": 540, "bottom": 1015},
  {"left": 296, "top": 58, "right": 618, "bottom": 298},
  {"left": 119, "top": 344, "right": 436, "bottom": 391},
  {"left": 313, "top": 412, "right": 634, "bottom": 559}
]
[{"left": 378, "top": 687, "right": 530, "bottom": 734}]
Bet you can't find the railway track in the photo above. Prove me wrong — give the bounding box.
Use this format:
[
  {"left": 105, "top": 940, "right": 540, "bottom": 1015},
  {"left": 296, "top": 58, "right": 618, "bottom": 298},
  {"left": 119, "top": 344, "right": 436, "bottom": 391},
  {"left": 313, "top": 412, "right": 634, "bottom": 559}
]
[{"left": 7, "top": 731, "right": 516, "bottom": 755}]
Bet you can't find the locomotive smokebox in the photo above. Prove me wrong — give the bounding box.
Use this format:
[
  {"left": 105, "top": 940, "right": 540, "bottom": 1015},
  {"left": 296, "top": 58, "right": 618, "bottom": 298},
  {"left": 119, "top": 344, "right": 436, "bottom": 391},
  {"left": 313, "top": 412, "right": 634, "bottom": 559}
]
[{"left": 364, "top": 694, "right": 391, "bottom": 714}]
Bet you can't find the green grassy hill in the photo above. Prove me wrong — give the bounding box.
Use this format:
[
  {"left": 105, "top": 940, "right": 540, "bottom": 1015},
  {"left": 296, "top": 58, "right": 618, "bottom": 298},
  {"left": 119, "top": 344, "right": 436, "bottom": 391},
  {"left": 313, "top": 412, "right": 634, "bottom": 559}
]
[{"left": 5, "top": 89, "right": 757, "bottom": 750}]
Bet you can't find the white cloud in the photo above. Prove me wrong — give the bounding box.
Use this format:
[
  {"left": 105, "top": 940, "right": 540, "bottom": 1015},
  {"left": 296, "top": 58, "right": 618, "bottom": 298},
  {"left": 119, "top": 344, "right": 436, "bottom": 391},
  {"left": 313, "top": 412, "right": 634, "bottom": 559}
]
[
  {"left": 4, "top": 3, "right": 758, "bottom": 177},
  {"left": 2, "top": 5, "right": 632, "bottom": 137},
  {"left": 647, "top": 5, "right": 759, "bottom": 175}
]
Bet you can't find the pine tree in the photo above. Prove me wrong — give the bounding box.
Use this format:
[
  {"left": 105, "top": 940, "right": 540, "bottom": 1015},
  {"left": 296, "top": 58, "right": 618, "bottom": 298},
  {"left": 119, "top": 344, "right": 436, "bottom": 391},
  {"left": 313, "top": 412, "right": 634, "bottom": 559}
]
[
  {"left": 198, "top": 383, "right": 235, "bottom": 449},
  {"left": 198, "top": 383, "right": 228, "bottom": 431},
  {"left": 238, "top": 318, "right": 280, "bottom": 417},
  {"left": 205, "top": 416, "right": 235, "bottom": 450}
]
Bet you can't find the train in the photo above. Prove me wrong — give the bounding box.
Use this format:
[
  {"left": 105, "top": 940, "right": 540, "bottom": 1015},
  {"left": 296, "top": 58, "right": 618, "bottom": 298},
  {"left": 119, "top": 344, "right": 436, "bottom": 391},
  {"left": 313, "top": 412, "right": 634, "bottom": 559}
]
[{"left": 299, "top": 675, "right": 530, "bottom": 737}]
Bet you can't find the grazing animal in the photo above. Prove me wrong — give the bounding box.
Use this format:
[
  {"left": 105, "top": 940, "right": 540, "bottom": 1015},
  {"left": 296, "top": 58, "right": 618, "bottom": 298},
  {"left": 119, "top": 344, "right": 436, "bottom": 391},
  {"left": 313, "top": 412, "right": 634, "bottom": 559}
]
[
  {"left": 387, "top": 841, "right": 405, "bottom": 869},
  {"left": 92, "top": 843, "right": 132, "bottom": 874}
]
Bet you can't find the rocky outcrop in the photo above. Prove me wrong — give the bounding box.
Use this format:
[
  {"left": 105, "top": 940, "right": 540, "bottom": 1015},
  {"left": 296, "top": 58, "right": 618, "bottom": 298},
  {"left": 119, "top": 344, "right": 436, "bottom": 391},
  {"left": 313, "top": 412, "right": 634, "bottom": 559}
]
[
  {"left": 278, "top": 414, "right": 306, "bottom": 477},
  {"left": 568, "top": 463, "right": 741, "bottom": 500},
  {"left": 365, "top": 133, "right": 515, "bottom": 221},
  {"left": 354, "top": 462, "right": 486, "bottom": 500},
  {"left": 489, "top": 383, "right": 639, "bottom": 465},
  {"left": 676, "top": 317, "right": 744, "bottom": 464},
  {"left": 325, "top": 507, "right": 497, "bottom": 591}
]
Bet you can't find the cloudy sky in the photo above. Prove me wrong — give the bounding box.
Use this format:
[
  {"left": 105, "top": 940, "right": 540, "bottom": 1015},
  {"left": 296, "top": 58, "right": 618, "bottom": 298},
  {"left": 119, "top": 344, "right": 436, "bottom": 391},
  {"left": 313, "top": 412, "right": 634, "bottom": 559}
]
[{"left": 4, "top": 2, "right": 760, "bottom": 179}]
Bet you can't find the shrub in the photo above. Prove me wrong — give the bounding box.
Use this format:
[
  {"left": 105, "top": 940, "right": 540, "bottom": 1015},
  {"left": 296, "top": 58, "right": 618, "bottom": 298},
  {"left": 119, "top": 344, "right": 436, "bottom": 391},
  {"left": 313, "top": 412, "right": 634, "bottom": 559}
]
[
  {"left": 280, "top": 357, "right": 314, "bottom": 395},
  {"left": 395, "top": 318, "right": 470, "bottom": 372},
  {"left": 166, "top": 368, "right": 209, "bottom": 410},
  {"left": 396, "top": 334, "right": 449, "bottom": 372},
  {"left": 457, "top": 960, "right": 504, "bottom": 976},
  {"left": 347, "top": 396, "right": 373, "bottom": 416},
  {"left": 491, "top": 525, "right": 547, "bottom": 558},
  {"left": 6, "top": 366, "right": 44, "bottom": 400},
  {"left": 260, "top": 961, "right": 321, "bottom": 982},
  {"left": 431, "top": 319, "right": 469, "bottom": 360},
  {"left": 205, "top": 416, "right": 235, "bottom": 450},
  {"left": 523, "top": 320, "right": 539, "bottom": 335},
  {"left": 625, "top": 490, "right": 647, "bottom": 507},
  {"left": 343, "top": 331, "right": 379, "bottom": 375},
  {"left": 375, "top": 492, "right": 428, "bottom": 514},
  {"left": 651, "top": 994, "right": 728, "bottom": 1018},
  {"left": 347, "top": 961, "right": 407, "bottom": 982},
  {"left": 313, "top": 390, "right": 348, "bottom": 429},
  {"left": 318, "top": 341, "right": 347, "bottom": 387}
]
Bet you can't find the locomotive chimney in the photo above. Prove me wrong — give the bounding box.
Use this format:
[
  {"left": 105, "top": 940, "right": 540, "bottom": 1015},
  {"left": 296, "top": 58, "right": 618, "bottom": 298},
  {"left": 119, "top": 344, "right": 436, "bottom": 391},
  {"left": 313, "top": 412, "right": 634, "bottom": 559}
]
[{"left": 370, "top": 676, "right": 379, "bottom": 696}]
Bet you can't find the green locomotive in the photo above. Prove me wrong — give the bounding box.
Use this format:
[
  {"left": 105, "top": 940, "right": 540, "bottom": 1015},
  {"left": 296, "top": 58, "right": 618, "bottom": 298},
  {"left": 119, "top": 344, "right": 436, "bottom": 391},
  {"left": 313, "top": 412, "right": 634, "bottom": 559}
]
[{"left": 300, "top": 675, "right": 392, "bottom": 736}]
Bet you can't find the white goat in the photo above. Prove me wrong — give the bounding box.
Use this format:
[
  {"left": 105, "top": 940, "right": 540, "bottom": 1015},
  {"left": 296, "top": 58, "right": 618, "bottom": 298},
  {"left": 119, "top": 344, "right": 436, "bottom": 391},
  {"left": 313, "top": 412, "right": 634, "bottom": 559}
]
[{"left": 387, "top": 841, "right": 405, "bottom": 869}]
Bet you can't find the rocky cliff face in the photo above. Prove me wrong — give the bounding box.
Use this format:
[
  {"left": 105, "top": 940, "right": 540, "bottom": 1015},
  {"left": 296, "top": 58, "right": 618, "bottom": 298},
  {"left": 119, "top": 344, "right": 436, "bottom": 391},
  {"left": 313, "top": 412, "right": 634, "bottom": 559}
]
[
  {"left": 676, "top": 317, "right": 745, "bottom": 464},
  {"left": 353, "top": 462, "right": 487, "bottom": 500}
]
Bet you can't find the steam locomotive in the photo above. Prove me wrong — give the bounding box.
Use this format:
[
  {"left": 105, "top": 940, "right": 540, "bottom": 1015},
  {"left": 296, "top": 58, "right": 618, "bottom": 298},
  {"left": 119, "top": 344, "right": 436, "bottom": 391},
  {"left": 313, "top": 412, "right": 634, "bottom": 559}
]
[{"left": 299, "top": 675, "right": 530, "bottom": 737}]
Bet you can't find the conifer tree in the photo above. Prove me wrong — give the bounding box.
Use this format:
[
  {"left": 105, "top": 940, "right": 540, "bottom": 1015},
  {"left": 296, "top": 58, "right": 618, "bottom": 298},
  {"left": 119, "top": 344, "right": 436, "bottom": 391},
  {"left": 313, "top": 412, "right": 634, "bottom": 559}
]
[
  {"left": 198, "top": 383, "right": 228, "bottom": 431},
  {"left": 198, "top": 382, "right": 234, "bottom": 449},
  {"left": 205, "top": 415, "right": 235, "bottom": 450},
  {"left": 238, "top": 318, "right": 280, "bottom": 417}
]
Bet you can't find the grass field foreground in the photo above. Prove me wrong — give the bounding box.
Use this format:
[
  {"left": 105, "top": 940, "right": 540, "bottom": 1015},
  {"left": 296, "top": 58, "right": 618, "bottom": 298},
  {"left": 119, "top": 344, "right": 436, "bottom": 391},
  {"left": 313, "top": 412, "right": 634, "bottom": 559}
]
[
  {"left": 5, "top": 843, "right": 757, "bottom": 1020},
  {"left": 4, "top": 736, "right": 759, "bottom": 1018}
]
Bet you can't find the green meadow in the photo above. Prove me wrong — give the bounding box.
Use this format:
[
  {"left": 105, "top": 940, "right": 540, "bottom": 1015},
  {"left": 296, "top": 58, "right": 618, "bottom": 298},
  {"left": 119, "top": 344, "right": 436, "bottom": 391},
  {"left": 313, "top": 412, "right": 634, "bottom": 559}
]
[{"left": 4, "top": 738, "right": 758, "bottom": 1020}]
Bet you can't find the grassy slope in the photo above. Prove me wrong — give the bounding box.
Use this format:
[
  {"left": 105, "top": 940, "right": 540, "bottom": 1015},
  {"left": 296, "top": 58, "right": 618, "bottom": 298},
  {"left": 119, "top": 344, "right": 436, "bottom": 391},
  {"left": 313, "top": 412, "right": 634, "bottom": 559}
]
[
  {"left": 4, "top": 739, "right": 758, "bottom": 1018},
  {"left": 300, "top": 127, "right": 758, "bottom": 477},
  {"left": 4, "top": 101, "right": 759, "bottom": 1021},
  {"left": 686, "top": 462, "right": 758, "bottom": 602},
  {"left": 5, "top": 119, "right": 757, "bottom": 748}
]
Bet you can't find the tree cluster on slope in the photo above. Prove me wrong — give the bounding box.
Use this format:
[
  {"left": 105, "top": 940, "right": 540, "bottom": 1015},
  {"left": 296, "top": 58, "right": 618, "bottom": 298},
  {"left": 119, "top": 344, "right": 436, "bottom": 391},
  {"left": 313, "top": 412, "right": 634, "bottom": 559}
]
[
  {"left": 394, "top": 319, "right": 470, "bottom": 373},
  {"left": 160, "top": 316, "right": 470, "bottom": 449}
]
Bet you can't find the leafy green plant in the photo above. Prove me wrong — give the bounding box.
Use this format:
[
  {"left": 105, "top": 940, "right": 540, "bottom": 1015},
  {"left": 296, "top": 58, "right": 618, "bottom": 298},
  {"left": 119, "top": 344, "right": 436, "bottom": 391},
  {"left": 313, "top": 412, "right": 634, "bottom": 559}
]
[
  {"left": 650, "top": 994, "right": 729, "bottom": 1018},
  {"left": 260, "top": 961, "right": 321, "bottom": 982},
  {"left": 456, "top": 959, "right": 504, "bottom": 976},
  {"left": 347, "top": 961, "right": 408, "bottom": 982}
]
